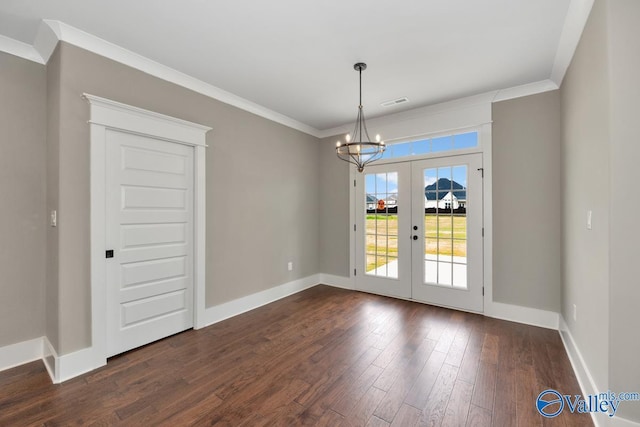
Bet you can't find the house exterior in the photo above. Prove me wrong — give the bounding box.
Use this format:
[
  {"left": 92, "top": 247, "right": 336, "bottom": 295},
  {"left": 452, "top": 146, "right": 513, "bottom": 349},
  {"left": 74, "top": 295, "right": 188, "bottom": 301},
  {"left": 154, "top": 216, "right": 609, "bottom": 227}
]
[{"left": 424, "top": 191, "right": 466, "bottom": 210}]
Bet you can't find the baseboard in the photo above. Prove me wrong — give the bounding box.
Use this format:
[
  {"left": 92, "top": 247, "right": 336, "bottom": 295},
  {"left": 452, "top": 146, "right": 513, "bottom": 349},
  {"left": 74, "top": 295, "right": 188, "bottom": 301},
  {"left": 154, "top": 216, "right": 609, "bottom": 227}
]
[
  {"left": 0, "top": 337, "right": 44, "bottom": 372},
  {"left": 485, "top": 301, "right": 559, "bottom": 329},
  {"left": 320, "top": 277, "right": 558, "bottom": 330},
  {"left": 41, "top": 336, "right": 105, "bottom": 384},
  {"left": 42, "top": 336, "right": 56, "bottom": 382},
  {"left": 559, "top": 317, "right": 640, "bottom": 427},
  {"left": 200, "top": 274, "right": 321, "bottom": 328},
  {"left": 318, "top": 273, "right": 355, "bottom": 290}
]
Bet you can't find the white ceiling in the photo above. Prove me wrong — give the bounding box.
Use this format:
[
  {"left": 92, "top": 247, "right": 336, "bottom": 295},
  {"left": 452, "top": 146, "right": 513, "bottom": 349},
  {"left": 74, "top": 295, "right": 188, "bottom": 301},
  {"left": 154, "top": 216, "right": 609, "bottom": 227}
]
[{"left": 0, "top": 0, "right": 580, "bottom": 133}]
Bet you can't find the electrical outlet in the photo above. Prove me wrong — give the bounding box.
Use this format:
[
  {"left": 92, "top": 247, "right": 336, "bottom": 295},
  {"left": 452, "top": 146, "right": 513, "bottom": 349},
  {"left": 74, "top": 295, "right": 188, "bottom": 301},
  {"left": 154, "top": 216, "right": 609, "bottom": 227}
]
[
  {"left": 287, "top": 261, "right": 293, "bottom": 271},
  {"left": 573, "top": 304, "right": 577, "bottom": 321}
]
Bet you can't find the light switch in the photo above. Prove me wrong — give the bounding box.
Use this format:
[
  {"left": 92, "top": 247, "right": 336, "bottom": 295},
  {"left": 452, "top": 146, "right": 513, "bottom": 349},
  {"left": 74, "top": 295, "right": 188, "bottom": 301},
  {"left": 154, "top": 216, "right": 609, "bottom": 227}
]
[
  {"left": 50, "top": 210, "right": 57, "bottom": 227},
  {"left": 586, "top": 210, "right": 592, "bottom": 230}
]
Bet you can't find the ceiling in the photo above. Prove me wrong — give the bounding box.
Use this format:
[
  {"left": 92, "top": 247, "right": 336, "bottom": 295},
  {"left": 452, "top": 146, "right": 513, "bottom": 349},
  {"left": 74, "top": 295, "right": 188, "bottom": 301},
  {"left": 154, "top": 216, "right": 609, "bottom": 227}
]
[{"left": 0, "top": 0, "right": 578, "bottom": 133}]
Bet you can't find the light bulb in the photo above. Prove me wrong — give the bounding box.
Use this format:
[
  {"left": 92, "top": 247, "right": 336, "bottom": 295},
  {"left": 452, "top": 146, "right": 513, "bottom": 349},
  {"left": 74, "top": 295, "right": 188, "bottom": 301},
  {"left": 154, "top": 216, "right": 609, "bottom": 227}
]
[
  {"left": 356, "top": 144, "right": 361, "bottom": 153},
  {"left": 346, "top": 134, "right": 351, "bottom": 142},
  {"left": 375, "top": 134, "right": 381, "bottom": 142},
  {"left": 336, "top": 141, "right": 341, "bottom": 147}
]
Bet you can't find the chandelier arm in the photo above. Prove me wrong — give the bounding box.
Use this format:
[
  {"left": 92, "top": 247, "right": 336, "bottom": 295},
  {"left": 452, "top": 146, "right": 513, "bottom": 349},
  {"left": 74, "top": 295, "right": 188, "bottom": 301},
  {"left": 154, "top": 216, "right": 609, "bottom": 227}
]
[{"left": 351, "top": 110, "right": 361, "bottom": 142}]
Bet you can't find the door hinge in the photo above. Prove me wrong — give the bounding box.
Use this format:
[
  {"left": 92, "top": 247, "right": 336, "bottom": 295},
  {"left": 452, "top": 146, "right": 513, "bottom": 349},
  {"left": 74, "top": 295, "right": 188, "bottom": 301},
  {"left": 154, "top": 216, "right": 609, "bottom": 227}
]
[
  {"left": 477, "top": 167, "right": 484, "bottom": 178},
  {"left": 354, "top": 179, "right": 356, "bottom": 187},
  {"left": 354, "top": 268, "right": 357, "bottom": 276},
  {"left": 354, "top": 224, "right": 356, "bottom": 232},
  {"left": 482, "top": 227, "right": 484, "bottom": 237},
  {"left": 482, "top": 286, "right": 485, "bottom": 296}
]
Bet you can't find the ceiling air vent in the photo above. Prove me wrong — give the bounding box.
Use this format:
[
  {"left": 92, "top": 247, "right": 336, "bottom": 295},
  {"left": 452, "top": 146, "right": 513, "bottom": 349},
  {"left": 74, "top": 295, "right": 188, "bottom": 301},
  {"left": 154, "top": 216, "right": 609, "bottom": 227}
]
[{"left": 381, "top": 97, "right": 409, "bottom": 107}]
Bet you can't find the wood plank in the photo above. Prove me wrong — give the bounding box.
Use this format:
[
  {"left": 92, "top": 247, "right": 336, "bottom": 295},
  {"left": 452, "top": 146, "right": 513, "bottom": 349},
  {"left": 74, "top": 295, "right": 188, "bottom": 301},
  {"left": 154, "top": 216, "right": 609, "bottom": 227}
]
[
  {"left": 389, "top": 404, "right": 421, "bottom": 427},
  {"left": 343, "top": 386, "right": 387, "bottom": 426},
  {"left": 403, "top": 350, "right": 446, "bottom": 409},
  {"left": 298, "top": 346, "right": 382, "bottom": 421},
  {"left": 418, "top": 363, "right": 458, "bottom": 426},
  {"left": 373, "top": 337, "right": 436, "bottom": 393},
  {"left": 470, "top": 362, "right": 497, "bottom": 411},
  {"left": 315, "top": 409, "right": 346, "bottom": 427},
  {"left": 466, "top": 404, "right": 492, "bottom": 427},
  {"left": 479, "top": 333, "right": 499, "bottom": 365},
  {"left": 330, "top": 364, "right": 384, "bottom": 416},
  {"left": 493, "top": 333, "right": 516, "bottom": 427},
  {"left": 515, "top": 365, "right": 543, "bottom": 427},
  {"left": 457, "top": 329, "right": 483, "bottom": 384},
  {"left": 441, "top": 380, "right": 473, "bottom": 427}
]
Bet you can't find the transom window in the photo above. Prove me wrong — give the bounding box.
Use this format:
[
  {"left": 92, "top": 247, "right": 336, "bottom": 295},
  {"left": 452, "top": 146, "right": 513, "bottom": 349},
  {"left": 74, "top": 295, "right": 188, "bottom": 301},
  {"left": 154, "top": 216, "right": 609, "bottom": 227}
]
[{"left": 381, "top": 131, "right": 478, "bottom": 160}]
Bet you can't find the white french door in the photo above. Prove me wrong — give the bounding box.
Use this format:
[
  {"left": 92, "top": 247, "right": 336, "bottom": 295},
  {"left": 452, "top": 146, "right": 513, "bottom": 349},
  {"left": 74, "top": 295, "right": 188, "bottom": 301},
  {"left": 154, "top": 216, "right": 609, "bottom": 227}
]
[
  {"left": 410, "top": 154, "right": 483, "bottom": 312},
  {"left": 355, "top": 153, "right": 484, "bottom": 312},
  {"left": 355, "top": 162, "right": 412, "bottom": 299}
]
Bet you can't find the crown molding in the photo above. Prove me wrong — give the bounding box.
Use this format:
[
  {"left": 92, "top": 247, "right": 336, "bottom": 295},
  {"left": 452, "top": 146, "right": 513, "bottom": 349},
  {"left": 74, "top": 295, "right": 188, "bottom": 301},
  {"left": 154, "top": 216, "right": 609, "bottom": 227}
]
[
  {"left": 493, "top": 79, "right": 559, "bottom": 103},
  {"left": 32, "top": 20, "right": 321, "bottom": 138},
  {"left": 0, "top": 34, "right": 44, "bottom": 63},
  {"left": 550, "top": 0, "right": 595, "bottom": 86}
]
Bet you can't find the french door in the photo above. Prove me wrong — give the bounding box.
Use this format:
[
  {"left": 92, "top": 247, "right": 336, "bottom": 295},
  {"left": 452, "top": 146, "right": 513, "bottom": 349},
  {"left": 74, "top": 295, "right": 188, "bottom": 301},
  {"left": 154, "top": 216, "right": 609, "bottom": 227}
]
[{"left": 355, "top": 153, "right": 484, "bottom": 312}]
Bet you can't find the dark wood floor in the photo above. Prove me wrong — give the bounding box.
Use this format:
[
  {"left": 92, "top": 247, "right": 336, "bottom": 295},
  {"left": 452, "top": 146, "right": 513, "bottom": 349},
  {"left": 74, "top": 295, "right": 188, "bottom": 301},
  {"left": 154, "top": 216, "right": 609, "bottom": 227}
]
[{"left": 0, "top": 285, "right": 591, "bottom": 426}]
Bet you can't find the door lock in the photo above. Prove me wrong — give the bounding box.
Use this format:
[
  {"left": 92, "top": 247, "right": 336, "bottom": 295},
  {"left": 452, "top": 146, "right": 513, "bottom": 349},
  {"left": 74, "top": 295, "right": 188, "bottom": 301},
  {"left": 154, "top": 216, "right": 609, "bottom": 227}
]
[
  {"left": 412, "top": 235, "right": 418, "bottom": 240},
  {"left": 413, "top": 225, "right": 418, "bottom": 230}
]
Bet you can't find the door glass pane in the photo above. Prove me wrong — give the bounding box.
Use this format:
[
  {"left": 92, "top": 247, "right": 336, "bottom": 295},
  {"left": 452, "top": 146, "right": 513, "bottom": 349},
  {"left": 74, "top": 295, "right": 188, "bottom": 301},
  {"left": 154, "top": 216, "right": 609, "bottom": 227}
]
[
  {"left": 365, "top": 171, "right": 398, "bottom": 278},
  {"left": 423, "top": 165, "right": 468, "bottom": 288}
]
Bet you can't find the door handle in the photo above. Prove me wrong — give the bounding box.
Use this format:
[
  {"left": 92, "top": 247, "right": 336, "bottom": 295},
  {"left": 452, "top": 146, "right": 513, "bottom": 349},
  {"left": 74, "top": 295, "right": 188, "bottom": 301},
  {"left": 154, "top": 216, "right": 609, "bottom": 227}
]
[{"left": 413, "top": 225, "right": 418, "bottom": 230}]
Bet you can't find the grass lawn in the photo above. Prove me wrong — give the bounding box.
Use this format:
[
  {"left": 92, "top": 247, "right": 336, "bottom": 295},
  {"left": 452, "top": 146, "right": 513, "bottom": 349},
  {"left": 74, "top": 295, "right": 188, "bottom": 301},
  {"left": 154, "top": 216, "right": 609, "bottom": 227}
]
[{"left": 365, "top": 213, "right": 467, "bottom": 272}]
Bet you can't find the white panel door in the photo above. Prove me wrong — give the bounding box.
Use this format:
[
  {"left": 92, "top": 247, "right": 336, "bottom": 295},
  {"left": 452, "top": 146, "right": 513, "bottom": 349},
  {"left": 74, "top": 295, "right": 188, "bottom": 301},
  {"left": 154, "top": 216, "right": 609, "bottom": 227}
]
[{"left": 106, "top": 129, "right": 194, "bottom": 357}]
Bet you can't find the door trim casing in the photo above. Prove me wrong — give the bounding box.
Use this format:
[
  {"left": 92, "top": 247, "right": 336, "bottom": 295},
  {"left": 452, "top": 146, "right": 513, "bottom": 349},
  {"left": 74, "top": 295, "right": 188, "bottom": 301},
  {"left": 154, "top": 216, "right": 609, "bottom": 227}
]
[{"left": 86, "top": 94, "right": 211, "bottom": 370}]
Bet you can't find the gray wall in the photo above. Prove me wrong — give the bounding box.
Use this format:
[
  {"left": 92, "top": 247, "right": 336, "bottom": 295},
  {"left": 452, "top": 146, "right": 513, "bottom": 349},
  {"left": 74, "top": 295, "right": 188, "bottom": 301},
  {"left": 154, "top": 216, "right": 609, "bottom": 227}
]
[
  {"left": 607, "top": 0, "right": 640, "bottom": 421},
  {"left": 319, "top": 135, "right": 350, "bottom": 277},
  {"left": 492, "top": 91, "right": 562, "bottom": 312},
  {"left": 0, "top": 52, "right": 47, "bottom": 347},
  {"left": 561, "top": 0, "right": 611, "bottom": 401},
  {"left": 561, "top": 0, "right": 640, "bottom": 421},
  {"left": 50, "top": 42, "right": 320, "bottom": 354}
]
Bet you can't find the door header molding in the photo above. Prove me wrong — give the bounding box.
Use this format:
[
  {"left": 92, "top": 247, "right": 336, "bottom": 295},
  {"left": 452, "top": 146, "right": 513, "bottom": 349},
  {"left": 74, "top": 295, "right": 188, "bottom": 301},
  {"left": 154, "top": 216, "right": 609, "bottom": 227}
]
[{"left": 83, "top": 93, "right": 211, "bottom": 147}]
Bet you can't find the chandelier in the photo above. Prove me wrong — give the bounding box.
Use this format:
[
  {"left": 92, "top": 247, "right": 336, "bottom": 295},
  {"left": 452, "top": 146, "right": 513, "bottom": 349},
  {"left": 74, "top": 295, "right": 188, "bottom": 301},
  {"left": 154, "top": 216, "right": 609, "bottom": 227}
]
[{"left": 335, "top": 63, "right": 385, "bottom": 172}]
